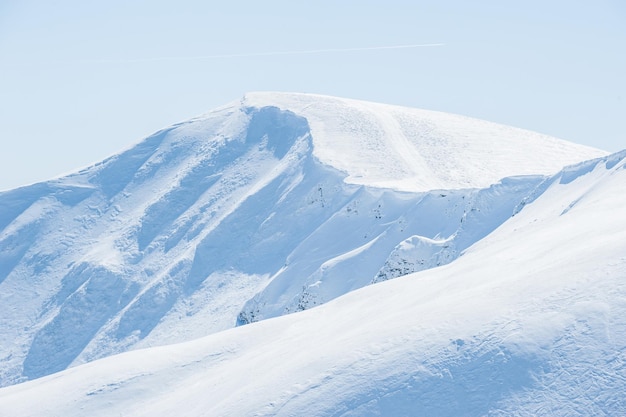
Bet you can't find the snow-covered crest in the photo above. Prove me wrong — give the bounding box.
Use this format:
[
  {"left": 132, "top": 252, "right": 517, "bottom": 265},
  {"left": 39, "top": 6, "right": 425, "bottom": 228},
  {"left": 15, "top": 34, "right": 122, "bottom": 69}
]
[{"left": 243, "top": 92, "right": 606, "bottom": 191}]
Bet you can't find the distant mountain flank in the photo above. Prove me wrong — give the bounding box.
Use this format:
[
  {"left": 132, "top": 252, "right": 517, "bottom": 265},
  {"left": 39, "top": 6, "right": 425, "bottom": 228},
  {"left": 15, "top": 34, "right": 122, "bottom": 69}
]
[{"left": 0, "top": 93, "right": 607, "bottom": 387}]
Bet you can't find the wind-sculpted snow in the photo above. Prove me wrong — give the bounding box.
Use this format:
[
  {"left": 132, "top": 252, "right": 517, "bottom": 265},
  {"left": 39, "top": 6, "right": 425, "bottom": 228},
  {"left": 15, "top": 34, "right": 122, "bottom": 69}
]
[
  {"left": 22, "top": 264, "right": 139, "bottom": 379},
  {"left": 244, "top": 92, "right": 606, "bottom": 191},
  {"left": 0, "top": 150, "right": 624, "bottom": 416},
  {"left": 237, "top": 176, "right": 543, "bottom": 324},
  {"left": 0, "top": 93, "right": 607, "bottom": 387}
]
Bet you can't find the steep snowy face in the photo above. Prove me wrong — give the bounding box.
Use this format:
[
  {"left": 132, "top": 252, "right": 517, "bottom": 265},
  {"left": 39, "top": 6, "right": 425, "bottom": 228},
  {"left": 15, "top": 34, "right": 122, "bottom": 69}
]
[
  {"left": 236, "top": 176, "right": 542, "bottom": 325},
  {"left": 1, "top": 151, "right": 624, "bottom": 417},
  {"left": 244, "top": 92, "right": 606, "bottom": 191},
  {"left": 0, "top": 93, "right": 607, "bottom": 387},
  {"left": 0, "top": 103, "right": 313, "bottom": 385}
]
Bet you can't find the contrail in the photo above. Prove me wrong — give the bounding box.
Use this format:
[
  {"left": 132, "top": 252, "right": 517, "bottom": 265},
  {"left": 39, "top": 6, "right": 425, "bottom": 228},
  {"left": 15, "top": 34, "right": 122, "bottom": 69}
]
[{"left": 89, "top": 43, "right": 445, "bottom": 64}]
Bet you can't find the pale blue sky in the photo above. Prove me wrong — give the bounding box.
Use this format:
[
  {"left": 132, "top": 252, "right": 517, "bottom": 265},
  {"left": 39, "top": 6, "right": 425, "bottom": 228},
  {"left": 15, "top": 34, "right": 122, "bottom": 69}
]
[{"left": 1, "top": 0, "right": 624, "bottom": 191}]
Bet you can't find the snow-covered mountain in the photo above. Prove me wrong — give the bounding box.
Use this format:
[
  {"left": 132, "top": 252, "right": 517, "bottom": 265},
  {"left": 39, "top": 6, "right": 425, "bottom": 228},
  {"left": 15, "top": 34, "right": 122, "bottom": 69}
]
[
  {"left": 1, "top": 138, "right": 625, "bottom": 416},
  {"left": 0, "top": 93, "right": 609, "bottom": 396}
]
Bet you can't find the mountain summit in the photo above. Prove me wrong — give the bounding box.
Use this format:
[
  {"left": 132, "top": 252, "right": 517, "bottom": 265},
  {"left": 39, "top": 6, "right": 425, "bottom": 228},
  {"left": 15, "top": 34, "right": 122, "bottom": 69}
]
[
  {"left": 243, "top": 92, "right": 604, "bottom": 191},
  {"left": 0, "top": 93, "right": 607, "bottom": 388}
]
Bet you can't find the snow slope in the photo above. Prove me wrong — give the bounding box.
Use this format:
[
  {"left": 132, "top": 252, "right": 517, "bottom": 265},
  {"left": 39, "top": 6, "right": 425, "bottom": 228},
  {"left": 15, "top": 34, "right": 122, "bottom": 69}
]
[
  {"left": 0, "top": 93, "right": 606, "bottom": 387},
  {"left": 1, "top": 150, "right": 624, "bottom": 417}
]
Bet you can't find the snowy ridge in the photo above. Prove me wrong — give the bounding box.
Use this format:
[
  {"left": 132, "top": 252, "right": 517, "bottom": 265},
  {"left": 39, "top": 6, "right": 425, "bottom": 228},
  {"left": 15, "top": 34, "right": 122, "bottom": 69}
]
[
  {"left": 0, "top": 93, "right": 607, "bottom": 387},
  {"left": 244, "top": 92, "right": 605, "bottom": 191},
  {"left": 1, "top": 149, "right": 624, "bottom": 416}
]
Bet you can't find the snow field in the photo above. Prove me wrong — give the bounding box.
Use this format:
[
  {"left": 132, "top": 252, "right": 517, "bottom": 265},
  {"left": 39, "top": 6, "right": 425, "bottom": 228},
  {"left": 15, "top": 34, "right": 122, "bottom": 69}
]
[
  {"left": 0, "top": 93, "right": 610, "bottom": 393},
  {"left": 0, "top": 151, "right": 624, "bottom": 416}
]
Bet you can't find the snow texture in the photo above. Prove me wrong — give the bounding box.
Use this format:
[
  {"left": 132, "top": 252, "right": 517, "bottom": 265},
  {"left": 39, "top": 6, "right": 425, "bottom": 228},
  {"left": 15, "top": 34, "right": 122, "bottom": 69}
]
[
  {"left": 0, "top": 149, "right": 624, "bottom": 416},
  {"left": 0, "top": 92, "right": 610, "bottom": 396}
]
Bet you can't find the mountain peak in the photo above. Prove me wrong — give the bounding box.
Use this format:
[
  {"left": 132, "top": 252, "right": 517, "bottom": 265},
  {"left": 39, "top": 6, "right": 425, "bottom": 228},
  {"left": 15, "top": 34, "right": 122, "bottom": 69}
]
[
  {"left": 241, "top": 91, "right": 607, "bottom": 192},
  {"left": 0, "top": 93, "right": 609, "bottom": 388}
]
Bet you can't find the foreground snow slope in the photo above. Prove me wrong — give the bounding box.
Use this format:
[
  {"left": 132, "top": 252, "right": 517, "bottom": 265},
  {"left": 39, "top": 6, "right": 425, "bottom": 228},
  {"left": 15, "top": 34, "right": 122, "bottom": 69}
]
[
  {"left": 0, "top": 93, "right": 606, "bottom": 386},
  {"left": 1, "top": 151, "right": 624, "bottom": 417}
]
